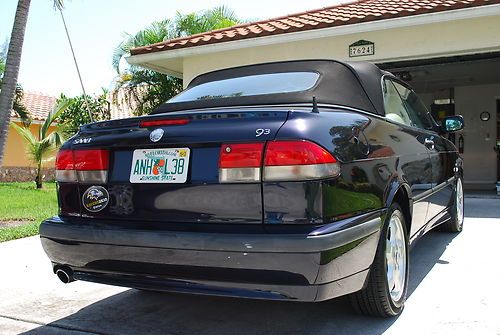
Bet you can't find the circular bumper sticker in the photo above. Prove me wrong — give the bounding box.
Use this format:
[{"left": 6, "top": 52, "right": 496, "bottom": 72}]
[{"left": 82, "top": 186, "right": 109, "bottom": 212}]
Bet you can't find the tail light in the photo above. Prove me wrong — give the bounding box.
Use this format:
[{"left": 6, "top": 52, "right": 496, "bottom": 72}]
[
  {"left": 219, "top": 140, "right": 340, "bottom": 183},
  {"left": 56, "top": 149, "right": 109, "bottom": 183},
  {"left": 263, "top": 140, "right": 340, "bottom": 181},
  {"left": 219, "top": 143, "right": 264, "bottom": 183}
]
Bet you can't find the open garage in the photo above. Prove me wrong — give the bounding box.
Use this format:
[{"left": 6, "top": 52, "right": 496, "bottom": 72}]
[{"left": 383, "top": 55, "right": 500, "bottom": 189}]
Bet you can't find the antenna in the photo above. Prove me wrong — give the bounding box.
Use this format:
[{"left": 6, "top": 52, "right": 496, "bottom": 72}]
[{"left": 312, "top": 96, "right": 319, "bottom": 113}]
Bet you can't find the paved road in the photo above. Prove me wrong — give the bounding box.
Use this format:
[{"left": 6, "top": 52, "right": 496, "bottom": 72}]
[{"left": 1, "top": 198, "right": 499, "bottom": 335}]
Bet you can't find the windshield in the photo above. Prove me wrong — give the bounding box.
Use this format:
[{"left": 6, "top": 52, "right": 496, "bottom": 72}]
[{"left": 168, "top": 72, "right": 320, "bottom": 103}]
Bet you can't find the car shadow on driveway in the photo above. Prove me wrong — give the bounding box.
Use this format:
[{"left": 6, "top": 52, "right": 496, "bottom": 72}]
[{"left": 21, "top": 231, "right": 459, "bottom": 335}]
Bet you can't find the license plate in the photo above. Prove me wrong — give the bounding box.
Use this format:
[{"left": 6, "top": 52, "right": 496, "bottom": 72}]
[{"left": 130, "top": 148, "right": 190, "bottom": 183}]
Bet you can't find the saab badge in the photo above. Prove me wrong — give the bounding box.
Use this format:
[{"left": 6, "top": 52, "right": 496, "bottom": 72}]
[
  {"left": 150, "top": 128, "right": 164, "bottom": 142},
  {"left": 82, "top": 186, "right": 109, "bottom": 212}
]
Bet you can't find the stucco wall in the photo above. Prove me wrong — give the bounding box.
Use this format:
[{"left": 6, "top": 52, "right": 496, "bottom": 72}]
[
  {"left": 181, "top": 15, "right": 500, "bottom": 87},
  {"left": 455, "top": 83, "right": 500, "bottom": 188},
  {"left": 3, "top": 121, "right": 58, "bottom": 168}
]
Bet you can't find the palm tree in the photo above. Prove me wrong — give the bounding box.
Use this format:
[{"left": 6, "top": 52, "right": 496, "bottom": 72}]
[
  {"left": 11, "top": 85, "right": 31, "bottom": 126},
  {"left": 112, "top": 6, "right": 241, "bottom": 116},
  {"left": 174, "top": 6, "right": 239, "bottom": 36},
  {"left": 11, "top": 99, "right": 69, "bottom": 189},
  {"left": 0, "top": 54, "right": 5, "bottom": 75},
  {"left": 0, "top": 0, "right": 31, "bottom": 166},
  {"left": 0, "top": 43, "right": 30, "bottom": 125},
  {"left": 112, "top": 19, "right": 182, "bottom": 116}
]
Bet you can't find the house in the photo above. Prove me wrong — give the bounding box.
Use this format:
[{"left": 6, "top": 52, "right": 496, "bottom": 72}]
[
  {"left": 126, "top": 0, "right": 500, "bottom": 190},
  {"left": 0, "top": 90, "right": 135, "bottom": 182},
  {"left": 108, "top": 88, "right": 141, "bottom": 120},
  {"left": 1, "top": 92, "right": 58, "bottom": 182}
]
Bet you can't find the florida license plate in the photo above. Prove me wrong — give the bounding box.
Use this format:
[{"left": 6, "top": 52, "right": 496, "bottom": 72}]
[{"left": 129, "top": 148, "right": 190, "bottom": 183}]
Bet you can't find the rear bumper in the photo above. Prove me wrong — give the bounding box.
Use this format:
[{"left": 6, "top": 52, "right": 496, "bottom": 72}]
[{"left": 40, "top": 210, "right": 384, "bottom": 302}]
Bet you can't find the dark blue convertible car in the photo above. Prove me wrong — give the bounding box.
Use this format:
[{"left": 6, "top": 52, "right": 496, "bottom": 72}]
[{"left": 40, "top": 60, "right": 464, "bottom": 317}]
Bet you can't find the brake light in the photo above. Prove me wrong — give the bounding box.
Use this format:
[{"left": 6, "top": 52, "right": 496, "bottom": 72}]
[
  {"left": 55, "top": 150, "right": 74, "bottom": 170},
  {"left": 218, "top": 140, "right": 340, "bottom": 183},
  {"left": 264, "top": 140, "right": 337, "bottom": 166},
  {"left": 139, "top": 119, "right": 190, "bottom": 127},
  {"left": 56, "top": 149, "right": 109, "bottom": 183},
  {"left": 72, "top": 150, "right": 109, "bottom": 170},
  {"left": 263, "top": 140, "right": 340, "bottom": 181},
  {"left": 219, "top": 143, "right": 264, "bottom": 183}
]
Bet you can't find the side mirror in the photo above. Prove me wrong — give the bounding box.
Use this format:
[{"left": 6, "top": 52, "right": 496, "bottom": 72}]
[{"left": 442, "top": 115, "right": 464, "bottom": 133}]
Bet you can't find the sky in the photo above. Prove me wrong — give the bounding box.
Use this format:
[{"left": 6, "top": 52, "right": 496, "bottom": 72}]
[{"left": 0, "top": 0, "right": 344, "bottom": 97}]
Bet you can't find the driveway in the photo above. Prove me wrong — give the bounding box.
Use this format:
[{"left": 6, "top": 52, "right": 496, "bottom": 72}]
[{"left": 1, "top": 197, "right": 499, "bottom": 335}]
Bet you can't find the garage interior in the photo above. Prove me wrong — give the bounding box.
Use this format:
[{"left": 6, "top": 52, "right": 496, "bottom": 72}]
[{"left": 382, "top": 54, "right": 500, "bottom": 190}]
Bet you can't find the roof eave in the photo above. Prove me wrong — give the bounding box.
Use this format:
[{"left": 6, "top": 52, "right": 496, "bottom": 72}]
[
  {"left": 10, "top": 117, "right": 49, "bottom": 125},
  {"left": 126, "top": 4, "right": 500, "bottom": 76}
]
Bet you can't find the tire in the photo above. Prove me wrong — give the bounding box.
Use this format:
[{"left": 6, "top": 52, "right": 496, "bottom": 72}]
[
  {"left": 349, "top": 203, "right": 410, "bottom": 317},
  {"left": 438, "top": 177, "right": 464, "bottom": 233}
]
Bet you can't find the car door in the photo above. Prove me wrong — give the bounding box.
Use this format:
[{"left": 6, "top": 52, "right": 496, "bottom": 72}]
[
  {"left": 383, "top": 79, "right": 432, "bottom": 237},
  {"left": 424, "top": 135, "right": 456, "bottom": 222},
  {"left": 392, "top": 82, "right": 454, "bottom": 223}
]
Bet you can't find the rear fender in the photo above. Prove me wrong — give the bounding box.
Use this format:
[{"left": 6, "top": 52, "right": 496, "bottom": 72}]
[{"left": 385, "top": 179, "right": 412, "bottom": 219}]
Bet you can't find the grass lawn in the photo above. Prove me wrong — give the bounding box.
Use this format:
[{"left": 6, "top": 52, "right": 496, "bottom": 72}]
[{"left": 0, "top": 182, "right": 58, "bottom": 242}]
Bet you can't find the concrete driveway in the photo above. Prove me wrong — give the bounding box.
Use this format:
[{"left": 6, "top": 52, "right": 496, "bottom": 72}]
[{"left": 1, "top": 197, "right": 499, "bottom": 335}]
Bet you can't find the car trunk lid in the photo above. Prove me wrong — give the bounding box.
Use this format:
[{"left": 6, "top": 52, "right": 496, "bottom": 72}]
[{"left": 59, "top": 108, "right": 290, "bottom": 224}]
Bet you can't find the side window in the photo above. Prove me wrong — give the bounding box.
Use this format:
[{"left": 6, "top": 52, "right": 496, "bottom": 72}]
[
  {"left": 383, "top": 80, "right": 413, "bottom": 127},
  {"left": 392, "top": 82, "right": 434, "bottom": 130}
]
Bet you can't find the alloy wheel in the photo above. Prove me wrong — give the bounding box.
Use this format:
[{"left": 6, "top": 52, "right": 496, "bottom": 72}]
[
  {"left": 385, "top": 212, "right": 407, "bottom": 302},
  {"left": 456, "top": 178, "right": 464, "bottom": 228}
]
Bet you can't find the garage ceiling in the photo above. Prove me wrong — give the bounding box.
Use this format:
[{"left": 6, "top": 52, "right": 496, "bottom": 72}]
[{"left": 387, "top": 57, "right": 500, "bottom": 93}]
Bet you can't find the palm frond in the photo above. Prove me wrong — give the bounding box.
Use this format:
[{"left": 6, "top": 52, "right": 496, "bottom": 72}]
[
  {"left": 11, "top": 122, "right": 40, "bottom": 165},
  {"left": 10, "top": 122, "right": 37, "bottom": 146},
  {"left": 12, "top": 84, "right": 31, "bottom": 126},
  {"left": 113, "top": 20, "right": 172, "bottom": 73},
  {"left": 53, "top": 0, "right": 64, "bottom": 11},
  {"left": 48, "top": 130, "right": 65, "bottom": 148},
  {"left": 12, "top": 117, "right": 64, "bottom": 167},
  {"left": 112, "top": 6, "right": 240, "bottom": 115},
  {"left": 0, "top": 40, "right": 6, "bottom": 75},
  {"left": 40, "top": 98, "right": 70, "bottom": 139},
  {"left": 34, "top": 137, "right": 54, "bottom": 162}
]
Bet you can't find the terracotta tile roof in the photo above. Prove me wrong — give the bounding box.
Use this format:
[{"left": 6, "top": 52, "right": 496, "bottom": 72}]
[
  {"left": 131, "top": 0, "right": 500, "bottom": 56},
  {"left": 11, "top": 91, "right": 135, "bottom": 122},
  {"left": 108, "top": 89, "right": 136, "bottom": 120},
  {"left": 10, "top": 91, "right": 57, "bottom": 122}
]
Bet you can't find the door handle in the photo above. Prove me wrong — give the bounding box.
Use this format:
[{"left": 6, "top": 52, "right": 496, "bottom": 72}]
[{"left": 424, "top": 138, "right": 435, "bottom": 150}]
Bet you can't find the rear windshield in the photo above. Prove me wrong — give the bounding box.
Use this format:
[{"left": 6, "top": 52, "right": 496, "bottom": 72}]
[{"left": 168, "top": 72, "right": 320, "bottom": 103}]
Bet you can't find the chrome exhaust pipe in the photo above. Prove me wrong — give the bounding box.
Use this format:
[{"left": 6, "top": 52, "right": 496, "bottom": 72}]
[{"left": 55, "top": 266, "right": 74, "bottom": 284}]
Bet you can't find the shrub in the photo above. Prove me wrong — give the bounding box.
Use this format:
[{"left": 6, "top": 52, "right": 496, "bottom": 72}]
[{"left": 57, "top": 92, "right": 111, "bottom": 137}]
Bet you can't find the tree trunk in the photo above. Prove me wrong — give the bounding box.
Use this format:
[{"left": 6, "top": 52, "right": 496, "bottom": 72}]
[
  {"left": 0, "top": 0, "right": 32, "bottom": 166},
  {"left": 35, "top": 161, "right": 42, "bottom": 189}
]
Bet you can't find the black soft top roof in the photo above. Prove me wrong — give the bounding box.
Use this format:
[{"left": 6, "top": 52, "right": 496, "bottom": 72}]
[{"left": 153, "top": 60, "right": 390, "bottom": 115}]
